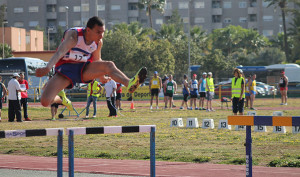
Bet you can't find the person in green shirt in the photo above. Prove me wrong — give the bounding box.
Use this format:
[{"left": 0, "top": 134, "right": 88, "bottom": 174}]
[{"left": 164, "top": 75, "right": 177, "bottom": 109}]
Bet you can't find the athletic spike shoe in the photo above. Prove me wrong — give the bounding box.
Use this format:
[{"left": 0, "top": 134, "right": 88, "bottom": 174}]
[
  {"left": 58, "top": 90, "right": 73, "bottom": 111},
  {"left": 127, "top": 67, "right": 147, "bottom": 93}
]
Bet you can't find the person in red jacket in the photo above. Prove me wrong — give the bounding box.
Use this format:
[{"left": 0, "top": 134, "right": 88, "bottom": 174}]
[{"left": 18, "top": 72, "right": 31, "bottom": 121}]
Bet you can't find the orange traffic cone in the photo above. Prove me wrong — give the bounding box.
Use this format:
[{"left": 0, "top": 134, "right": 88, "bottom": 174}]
[{"left": 130, "top": 100, "right": 135, "bottom": 110}]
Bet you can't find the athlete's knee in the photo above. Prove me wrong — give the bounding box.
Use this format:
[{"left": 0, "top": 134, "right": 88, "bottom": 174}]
[{"left": 40, "top": 95, "right": 51, "bottom": 107}]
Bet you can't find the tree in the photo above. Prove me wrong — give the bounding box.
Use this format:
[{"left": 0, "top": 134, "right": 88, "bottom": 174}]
[
  {"left": 112, "top": 22, "right": 154, "bottom": 41},
  {"left": 249, "top": 47, "right": 286, "bottom": 66},
  {"left": 0, "top": 43, "right": 13, "bottom": 59},
  {"left": 53, "top": 26, "right": 65, "bottom": 49},
  {"left": 138, "top": 0, "right": 166, "bottom": 29},
  {"left": 288, "top": 1, "right": 300, "bottom": 62},
  {"left": 264, "top": 0, "right": 290, "bottom": 61}
]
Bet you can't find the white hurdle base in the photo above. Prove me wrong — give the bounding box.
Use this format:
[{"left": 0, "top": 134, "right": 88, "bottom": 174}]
[
  {"left": 218, "top": 119, "right": 231, "bottom": 130},
  {"left": 273, "top": 126, "right": 286, "bottom": 133},
  {"left": 170, "top": 118, "right": 184, "bottom": 127},
  {"left": 235, "top": 125, "right": 246, "bottom": 131},
  {"left": 202, "top": 119, "right": 214, "bottom": 129},
  {"left": 254, "top": 125, "right": 267, "bottom": 132},
  {"left": 292, "top": 126, "right": 300, "bottom": 134}
]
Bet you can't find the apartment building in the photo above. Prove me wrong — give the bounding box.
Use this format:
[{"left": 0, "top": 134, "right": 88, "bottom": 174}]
[{"left": 0, "top": 0, "right": 297, "bottom": 40}]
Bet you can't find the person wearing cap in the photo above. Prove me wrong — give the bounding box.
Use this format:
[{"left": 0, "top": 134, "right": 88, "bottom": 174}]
[
  {"left": 248, "top": 74, "right": 257, "bottom": 110},
  {"left": 7, "top": 73, "right": 26, "bottom": 122},
  {"left": 231, "top": 68, "right": 245, "bottom": 115},
  {"left": 0, "top": 75, "right": 8, "bottom": 122},
  {"left": 180, "top": 74, "right": 190, "bottom": 109},
  {"left": 164, "top": 74, "right": 177, "bottom": 109},
  {"left": 18, "top": 72, "right": 31, "bottom": 121},
  {"left": 149, "top": 71, "right": 162, "bottom": 110},
  {"left": 206, "top": 72, "right": 215, "bottom": 112},
  {"left": 198, "top": 72, "right": 207, "bottom": 110},
  {"left": 279, "top": 71, "right": 288, "bottom": 105},
  {"left": 188, "top": 74, "right": 199, "bottom": 110}
]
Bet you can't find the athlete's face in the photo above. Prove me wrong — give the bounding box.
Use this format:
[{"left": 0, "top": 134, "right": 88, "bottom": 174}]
[{"left": 89, "top": 24, "right": 105, "bottom": 43}]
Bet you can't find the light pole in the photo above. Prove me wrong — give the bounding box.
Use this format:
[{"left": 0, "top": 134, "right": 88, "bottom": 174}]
[
  {"left": 65, "top": 6, "right": 69, "bottom": 30},
  {"left": 2, "top": 21, "right": 8, "bottom": 59},
  {"left": 47, "top": 26, "right": 54, "bottom": 51},
  {"left": 187, "top": 0, "right": 191, "bottom": 79}
]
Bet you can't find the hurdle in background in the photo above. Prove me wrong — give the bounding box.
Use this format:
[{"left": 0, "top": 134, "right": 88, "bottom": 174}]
[
  {"left": 0, "top": 128, "right": 64, "bottom": 177},
  {"left": 67, "top": 125, "right": 156, "bottom": 177},
  {"left": 228, "top": 115, "right": 300, "bottom": 177}
]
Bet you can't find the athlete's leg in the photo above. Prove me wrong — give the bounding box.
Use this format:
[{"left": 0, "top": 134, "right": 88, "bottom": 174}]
[
  {"left": 155, "top": 95, "right": 159, "bottom": 107},
  {"left": 40, "top": 74, "right": 71, "bottom": 107}
]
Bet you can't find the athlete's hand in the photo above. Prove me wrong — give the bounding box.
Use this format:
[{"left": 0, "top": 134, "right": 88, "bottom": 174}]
[{"left": 36, "top": 67, "right": 50, "bottom": 77}]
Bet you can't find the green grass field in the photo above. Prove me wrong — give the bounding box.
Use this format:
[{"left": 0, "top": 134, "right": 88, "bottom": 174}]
[{"left": 0, "top": 98, "right": 300, "bottom": 167}]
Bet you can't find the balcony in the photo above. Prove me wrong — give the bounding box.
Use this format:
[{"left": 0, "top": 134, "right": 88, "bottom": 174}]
[
  {"left": 128, "top": 0, "right": 139, "bottom": 2},
  {"left": 128, "top": 10, "right": 139, "bottom": 17},
  {"left": 212, "top": 23, "right": 222, "bottom": 29},
  {"left": 46, "top": 12, "right": 57, "bottom": 19},
  {"left": 46, "top": 0, "right": 57, "bottom": 5},
  {"left": 248, "top": 7, "right": 257, "bottom": 14},
  {"left": 212, "top": 8, "right": 222, "bottom": 15},
  {"left": 248, "top": 22, "right": 258, "bottom": 29}
]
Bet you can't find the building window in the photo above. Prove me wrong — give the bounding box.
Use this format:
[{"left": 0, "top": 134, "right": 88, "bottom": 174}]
[
  {"left": 98, "top": 5, "right": 105, "bottom": 11},
  {"left": 249, "top": 14, "right": 257, "bottom": 22},
  {"left": 262, "top": 1, "right": 270, "bottom": 7},
  {"left": 82, "top": 4, "right": 90, "bottom": 12},
  {"left": 212, "top": 1, "right": 221, "bottom": 8},
  {"left": 47, "top": 5, "right": 56, "bottom": 12},
  {"left": 29, "top": 6, "right": 39, "bottom": 13},
  {"left": 263, "top": 30, "right": 273, "bottom": 37},
  {"left": 141, "top": 19, "right": 147, "bottom": 24},
  {"left": 29, "top": 21, "right": 39, "bottom": 27},
  {"left": 164, "top": 2, "right": 172, "bottom": 10},
  {"left": 14, "top": 7, "right": 24, "bottom": 13},
  {"left": 73, "top": 6, "right": 81, "bottom": 12},
  {"left": 195, "top": 17, "right": 205, "bottom": 23},
  {"left": 111, "top": 5, "right": 121, "bottom": 10},
  {"left": 223, "top": 2, "right": 232, "bottom": 9},
  {"left": 239, "top": 17, "right": 247, "bottom": 23},
  {"left": 263, "top": 16, "right": 273, "bottom": 22},
  {"left": 250, "top": 0, "right": 257, "bottom": 7},
  {"left": 14, "top": 22, "right": 24, "bottom": 27},
  {"left": 195, "top": 2, "right": 205, "bottom": 8},
  {"left": 179, "top": 2, "right": 189, "bottom": 9},
  {"left": 73, "top": 20, "right": 81, "bottom": 26},
  {"left": 212, "top": 15, "right": 221, "bottom": 23},
  {"left": 58, "top": 21, "right": 66, "bottom": 27},
  {"left": 239, "top": 2, "right": 247, "bottom": 8},
  {"left": 156, "top": 19, "right": 163, "bottom": 25},
  {"left": 224, "top": 18, "right": 232, "bottom": 23},
  {"left": 128, "top": 3, "right": 138, "bottom": 10}
]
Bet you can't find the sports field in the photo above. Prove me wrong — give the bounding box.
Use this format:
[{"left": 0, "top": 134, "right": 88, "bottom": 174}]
[{"left": 0, "top": 98, "right": 299, "bottom": 167}]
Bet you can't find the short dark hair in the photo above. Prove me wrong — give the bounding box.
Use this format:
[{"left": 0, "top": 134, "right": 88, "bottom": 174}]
[{"left": 86, "top": 16, "right": 104, "bottom": 29}]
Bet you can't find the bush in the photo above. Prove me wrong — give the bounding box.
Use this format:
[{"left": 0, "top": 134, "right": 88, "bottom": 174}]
[{"left": 268, "top": 159, "right": 300, "bottom": 167}]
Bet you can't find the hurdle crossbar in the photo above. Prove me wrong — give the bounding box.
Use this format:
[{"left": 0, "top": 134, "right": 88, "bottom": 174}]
[
  {"left": 0, "top": 128, "right": 64, "bottom": 177},
  {"left": 228, "top": 115, "right": 300, "bottom": 177},
  {"left": 66, "top": 125, "right": 156, "bottom": 177}
]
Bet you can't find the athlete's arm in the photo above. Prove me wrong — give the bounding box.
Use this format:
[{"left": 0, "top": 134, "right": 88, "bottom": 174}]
[
  {"left": 36, "top": 30, "right": 78, "bottom": 77},
  {"left": 91, "top": 39, "right": 103, "bottom": 62}
]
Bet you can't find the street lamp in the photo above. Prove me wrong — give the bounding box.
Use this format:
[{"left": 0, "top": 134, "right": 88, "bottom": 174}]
[
  {"left": 47, "top": 26, "right": 54, "bottom": 51},
  {"left": 65, "top": 6, "right": 69, "bottom": 30},
  {"left": 2, "top": 21, "right": 8, "bottom": 59},
  {"left": 187, "top": 0, "right": 191, "bottom": 79}
]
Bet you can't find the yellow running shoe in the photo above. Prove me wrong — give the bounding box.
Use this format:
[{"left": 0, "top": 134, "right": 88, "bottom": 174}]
[
  {"left": 127, "top": 67, "right": 147, "bottom": 93},
  {"left": 58, "top": 90, "right": 73, "bottom": 111}
]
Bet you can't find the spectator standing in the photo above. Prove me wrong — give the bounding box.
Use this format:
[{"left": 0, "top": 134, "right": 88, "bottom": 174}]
[
  {"left": 245, "top": 75, "right": 251, "bottom": 108},
  {"left": 103, "top": 76, "right": 117, "bottom": 117},
  {"left": 249, "top": 74, "right": 257, "bottom": 110},
  {"left": 18, "top": 72, "right": 31, "bottom": 121},
  {"left": 206, "top": 72, "right": 215, "bottom": 112},
  {"left": 188, "top": 74, "right": 198, "bottom": 110},
  {"left": 161, "top": 75, "right": 168, "bottom": 108},
  {"left": 164, "top": 75, "right": 177, "bottom": 109},
  {"left": 279, "top": 71, "right": 288, "bottom": 105},
  {"left": 7, "top": 73, "right": 25, "bottom": 122},
  {"left": 198, "top": 72, "right": 207, "bottom": 110},
  {"left": 149, "top": 71, "right": 162, "bottom": 110},
  {"left": 116, "top": 82, "right": 123, "bottom": 110},
  {"left": 180, "top": 74, "right": 190, "bottom": 109},
  {"left": 0, "top": 76, "right": 8, "bottom": 122},
  {"left": 82, "top": 79, "right": 102, "bottom": 118},
  {"left": 231, "top": 68, "right": 245, "bottom": 115}
]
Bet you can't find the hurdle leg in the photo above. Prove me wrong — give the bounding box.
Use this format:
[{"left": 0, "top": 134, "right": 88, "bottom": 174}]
[
  {"left": 150, "top": 127, "right": 156, "bottom": 177},
  {"left": 68, "top": 130, "right": 74, "bottom": 177},
  {"left": 245, "top": 126, "right": 252, "bottom": 177},
  {"left": 57, "top": 130, "right": 63, "bottom": 177}
]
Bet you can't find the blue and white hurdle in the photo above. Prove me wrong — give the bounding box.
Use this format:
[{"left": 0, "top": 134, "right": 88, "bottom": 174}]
[
  {"left": 66, "top": 125, "right": 156, "bottom": 177},
  {"left": 0, "top": 128, "right": 64, "bottom": 177}
]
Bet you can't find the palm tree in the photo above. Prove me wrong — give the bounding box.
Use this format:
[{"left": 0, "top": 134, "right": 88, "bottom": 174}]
[
  {"left": 264, "top": 0, "right": 290, "bottom": 61},
  {"left": 138, "top": 0, "right": 166, "bottom": 29}
]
